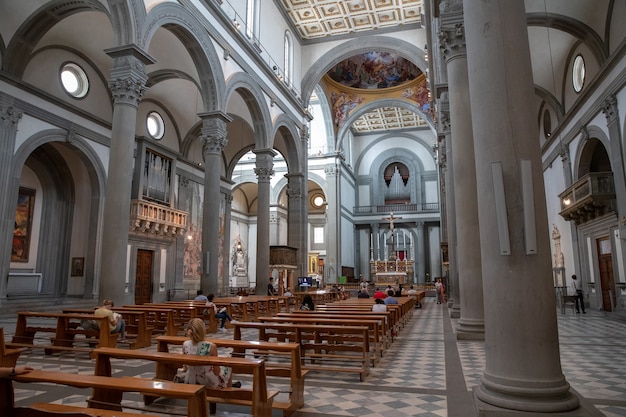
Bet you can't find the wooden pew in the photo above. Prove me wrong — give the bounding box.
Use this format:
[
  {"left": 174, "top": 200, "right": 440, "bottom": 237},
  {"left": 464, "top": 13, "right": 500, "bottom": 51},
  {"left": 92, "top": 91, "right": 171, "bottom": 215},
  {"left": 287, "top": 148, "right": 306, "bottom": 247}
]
[
  {"left": 141, "top": 302, "right": 217, "bottom": 334},
  {"left": 1, "top": 369, "right": 206, "bottom": 417},
  {"left": 156, "top": 335, "right": 307, "bottom": 417},
  {"left": 0, "top": 328, "right": 25, "bottom": 367},
  {"left": 233, "top": 321, "right": 371, "bottom": 381},
  {"left": 119, "top": 306, "right": 177, "bottom": 336},
  {"left": 62, "top": 308, "right": 152, "bottom": 349},
  {"left": 275, "top": 311, "right": 393, "bottom": 351},
  {"left": 9, "top": 403, "right": 161, "bottom": 417},
  {"left": 7, "top": 312, "right": 117, "bottom": 357},
  {"left": 258, "top": 315, "right": 383, "bottom": 365},
  {"left": 93, "top": 347, "right": 277, "bottom": 417}
]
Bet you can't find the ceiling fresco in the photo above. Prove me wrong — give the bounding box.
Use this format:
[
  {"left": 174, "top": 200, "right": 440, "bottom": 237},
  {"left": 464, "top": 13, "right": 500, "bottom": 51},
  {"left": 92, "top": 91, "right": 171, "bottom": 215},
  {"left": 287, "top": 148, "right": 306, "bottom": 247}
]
[{"left": 327, "top": 52, "right": 423, "bottom": 89}]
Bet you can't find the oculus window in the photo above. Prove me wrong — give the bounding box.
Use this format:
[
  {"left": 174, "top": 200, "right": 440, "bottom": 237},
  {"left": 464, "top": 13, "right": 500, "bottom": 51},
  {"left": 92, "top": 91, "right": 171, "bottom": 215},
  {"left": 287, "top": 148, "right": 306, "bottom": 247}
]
[
  {"left": 572, "top": 54, "right": 585, "bottom": 93},
  {"left": 146, "top": 111, "right": 165, "bottom": 140},
  {"left": 60, "top": 62, "right": 89, "bottom": 98}
]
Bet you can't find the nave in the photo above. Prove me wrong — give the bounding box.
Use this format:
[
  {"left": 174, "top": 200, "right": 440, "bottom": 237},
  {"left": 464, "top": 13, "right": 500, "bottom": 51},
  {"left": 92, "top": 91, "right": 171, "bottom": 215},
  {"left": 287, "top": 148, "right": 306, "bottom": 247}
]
[{"left": 2, "top": 299, "right": 625, "bottom": 417}]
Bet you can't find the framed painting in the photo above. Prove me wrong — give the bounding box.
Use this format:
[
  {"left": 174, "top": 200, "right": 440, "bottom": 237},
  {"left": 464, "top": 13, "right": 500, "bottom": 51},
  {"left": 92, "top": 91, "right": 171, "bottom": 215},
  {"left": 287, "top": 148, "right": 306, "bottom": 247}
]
[
  {"left": 71, "top": 257, "right": 84, "bottom": 277},
  {"left": 12, "top": 187, "right": 35, "bottom": 262}
]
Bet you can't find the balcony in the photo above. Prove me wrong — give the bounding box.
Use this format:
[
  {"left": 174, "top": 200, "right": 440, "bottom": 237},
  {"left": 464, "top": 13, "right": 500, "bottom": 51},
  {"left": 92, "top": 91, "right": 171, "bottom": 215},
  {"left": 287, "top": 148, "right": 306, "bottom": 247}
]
[
  {"left": 129, "top": 199, "right": 188, "bottom": 239},
  {"left": 354, "top": 203, "right": 439, "bottom": 215},
  {"left": 559, "top": 172, "right": 616, "bottom": 225}
]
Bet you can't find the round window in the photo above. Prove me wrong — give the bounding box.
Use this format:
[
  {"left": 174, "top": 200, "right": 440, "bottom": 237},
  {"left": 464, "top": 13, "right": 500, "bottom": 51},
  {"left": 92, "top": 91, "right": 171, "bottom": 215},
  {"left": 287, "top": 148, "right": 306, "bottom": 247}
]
[
  {"left": 572, "top": 54, "right": 585, "bottom": 93},
  {"left": 60, "top": 63, "right": 89, "bottom": 98},
  {"left": 312, "top": 194, "right": 325, "bottom": 208},
  {"left": 146, "top": 111, "right": 165, "bottom": 140}
]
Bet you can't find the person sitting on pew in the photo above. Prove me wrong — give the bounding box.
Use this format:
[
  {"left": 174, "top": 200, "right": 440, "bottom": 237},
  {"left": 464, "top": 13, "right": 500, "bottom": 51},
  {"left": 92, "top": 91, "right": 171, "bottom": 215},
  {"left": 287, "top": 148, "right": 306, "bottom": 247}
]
[
  {"left": 205, "top": 293, "right": 234, "bottom": 332},
  {"left": 384, "top": 290, "right": 399, "bottom": 305},
  {"left": 180, "top": 318, "right": 238, "bottom": 388},
  {"left": 0, "top": 365, "right": 33, "bottom": 377},
  {"left": 357, "top": 289, "right": 370, "bottom": 298},
  {"left": 95, "top": 299, "right": 126, "bottom": 341},
  {"left": 373, "top": 288, "right": 387, "bottom": 299},
  {"left": 372, "top": 298, "right": 387, "bottom": 312},
  {"left": 194, "top": 289, "right": 209, "bottom": 302},
  {"left": 299, "top": 294, "right": 315, "bottom": 311}
]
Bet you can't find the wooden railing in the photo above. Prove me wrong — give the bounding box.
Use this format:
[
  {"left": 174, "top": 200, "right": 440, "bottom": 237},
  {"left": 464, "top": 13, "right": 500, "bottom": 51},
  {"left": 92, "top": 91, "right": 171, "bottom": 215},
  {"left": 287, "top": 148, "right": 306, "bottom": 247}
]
[
  {"left": 129, "top": 199, "right": 187, "bottom": 238},
  {"left": 558, "top": 172, "right": 615, "bottom": 225}
]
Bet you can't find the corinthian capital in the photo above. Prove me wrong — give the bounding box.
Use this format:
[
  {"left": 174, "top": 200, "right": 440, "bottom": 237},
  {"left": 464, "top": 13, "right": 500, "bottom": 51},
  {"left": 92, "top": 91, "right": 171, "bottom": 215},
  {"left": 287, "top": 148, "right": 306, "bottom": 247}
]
[{"left": 0, "top": 104, "right": 23, "bottom": 129}]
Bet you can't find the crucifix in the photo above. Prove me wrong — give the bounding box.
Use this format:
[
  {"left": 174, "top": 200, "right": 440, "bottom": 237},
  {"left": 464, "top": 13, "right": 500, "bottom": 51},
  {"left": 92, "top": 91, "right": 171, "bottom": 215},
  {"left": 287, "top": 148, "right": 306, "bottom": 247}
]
[{"left": 382, "top": 212, "right": 402, "bottom": 257}]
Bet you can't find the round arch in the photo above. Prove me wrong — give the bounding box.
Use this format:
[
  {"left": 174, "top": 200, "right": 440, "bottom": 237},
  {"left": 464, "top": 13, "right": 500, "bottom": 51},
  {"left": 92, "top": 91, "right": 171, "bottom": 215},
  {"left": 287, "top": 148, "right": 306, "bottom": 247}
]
[{"left": 301, "top": 36, "right": 427, "bottom": 108}]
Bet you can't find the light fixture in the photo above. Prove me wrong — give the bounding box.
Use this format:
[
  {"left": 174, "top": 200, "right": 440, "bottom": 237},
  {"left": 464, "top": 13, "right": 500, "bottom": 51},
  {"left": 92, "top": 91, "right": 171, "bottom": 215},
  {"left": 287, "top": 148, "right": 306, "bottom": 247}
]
[
  {"left": 233, "top": 18, "right": 240, "bottom": 29},
  {"left": 563, "top": 197, "right": 571, "bottom": 206}
]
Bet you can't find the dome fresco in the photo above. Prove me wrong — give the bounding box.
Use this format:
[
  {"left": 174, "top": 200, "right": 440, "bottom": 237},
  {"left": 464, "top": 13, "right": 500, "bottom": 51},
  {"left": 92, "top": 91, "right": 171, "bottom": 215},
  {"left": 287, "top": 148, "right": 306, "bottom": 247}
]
[{"left": 327, "top": 52, "right": 422, "bottom": 89}]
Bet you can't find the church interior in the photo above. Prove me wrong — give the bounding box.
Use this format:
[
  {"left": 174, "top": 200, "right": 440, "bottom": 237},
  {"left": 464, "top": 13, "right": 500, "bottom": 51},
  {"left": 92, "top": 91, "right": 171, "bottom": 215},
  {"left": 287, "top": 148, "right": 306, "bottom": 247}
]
[{"left": 0, "top": 0, "right": 625, "bottom": 416}]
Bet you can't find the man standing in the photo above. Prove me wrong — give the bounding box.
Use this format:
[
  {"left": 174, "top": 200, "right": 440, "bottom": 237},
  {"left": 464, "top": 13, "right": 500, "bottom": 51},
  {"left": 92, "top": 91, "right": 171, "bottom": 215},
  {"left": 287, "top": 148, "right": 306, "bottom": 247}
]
[
  {"left": 571, "top": 275, "right": 586, "bottom": 314},
  {"left": 268, "top": 277, "right": 277, "bottom": 295}
]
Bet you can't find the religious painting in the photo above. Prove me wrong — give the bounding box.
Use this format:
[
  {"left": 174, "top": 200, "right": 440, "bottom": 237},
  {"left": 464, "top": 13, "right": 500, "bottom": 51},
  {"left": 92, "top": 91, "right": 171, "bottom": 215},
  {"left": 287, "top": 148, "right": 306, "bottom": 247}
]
[
  {"left": 308, "top": 253, "right": 319, "bottom": 274},
  {"left": 71, "top": 257, "right": 84, "bottom": 277},
  {"left": 327, "top": 52, "right": 422, "bottom": 89},
  {"left": 12, "top": 187, "right": 35, "bottom": 262}
]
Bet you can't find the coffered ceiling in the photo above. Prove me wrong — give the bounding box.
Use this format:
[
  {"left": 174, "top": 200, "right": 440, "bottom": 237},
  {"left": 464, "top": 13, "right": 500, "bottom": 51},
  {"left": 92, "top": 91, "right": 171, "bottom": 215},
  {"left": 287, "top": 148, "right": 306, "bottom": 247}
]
[{"left": 279, "top": 0, "right": 424, "bottom": 40}]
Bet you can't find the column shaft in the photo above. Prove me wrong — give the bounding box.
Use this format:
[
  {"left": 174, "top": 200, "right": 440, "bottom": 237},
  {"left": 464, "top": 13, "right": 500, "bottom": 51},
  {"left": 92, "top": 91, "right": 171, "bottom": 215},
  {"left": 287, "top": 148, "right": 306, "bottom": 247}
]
[
  {"left": 254, "top": 149, "right": 275, "bottom": 294},
  {"left": 464, "top": 1, "right": 578, "bottom": 412}
]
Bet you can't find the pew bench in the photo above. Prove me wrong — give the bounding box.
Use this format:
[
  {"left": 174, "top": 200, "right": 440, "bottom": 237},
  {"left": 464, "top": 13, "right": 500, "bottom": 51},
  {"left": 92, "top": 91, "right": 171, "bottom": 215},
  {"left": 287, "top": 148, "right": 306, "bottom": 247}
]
[
  {"left": 0, "top": 328, "right": 25, "bottom": 367},
  {"left": 233, "top": 321, "right": 371, "bottom": 381},
  {"left": 93, "top": 347, "right": 277, "bottom": 417},
  {"left": 259, "top": 315, "right": 382, "bottom": 365},
  {"left": 1, "top": 369, "right": 206, "bottom": 417},
  {"left": 9, "top": 403, "right": 161, "bottom": 417},
  {"left": 156, "top": 335, "right": 307, "bottom": 417},
  {"left": 120, "top": 306, "right": 177, "bottom": 336},
  {"left": 62, "top": 308, "right": 153, "bottom": 349},
  {"left": 7, "top": 312, "right": 118, "bottom": 357}
]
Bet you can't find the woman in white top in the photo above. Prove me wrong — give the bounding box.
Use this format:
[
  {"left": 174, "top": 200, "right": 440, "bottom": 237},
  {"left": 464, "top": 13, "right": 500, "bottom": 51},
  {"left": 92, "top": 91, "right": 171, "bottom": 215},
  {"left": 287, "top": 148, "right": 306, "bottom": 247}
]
[
  {"left": 372, "top": 298, "right": 387, "bottom": 313},
  {"left": 181, "top": 318, "right": 231, "bottom": 388}
]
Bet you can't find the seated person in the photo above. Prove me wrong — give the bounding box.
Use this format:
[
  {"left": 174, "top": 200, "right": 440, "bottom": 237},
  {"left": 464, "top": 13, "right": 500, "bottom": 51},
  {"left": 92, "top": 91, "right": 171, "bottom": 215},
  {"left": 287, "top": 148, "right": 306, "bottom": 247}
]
[
  {"left": 283, "top": 287, "right": 293, "bottom": 297},
  {"left": 372, "top": 298, "right": 387, "bottom": 312},
  {"left": 300, "top": 294, "right": 315, "bottom": 311},
  {"left": 384, "top": 290, "right": 399, "bottom": 305},
  {"left": 357, "top": 289, "right": 370, "bottom": 298},
  {"left": 194, "top": 289, "right": 209, "bottom": 302},
  {"left": 179, "top": 318, "right": 235, "bottom": 388},
  {"left": 373, "top": 288, "right": 387, "bottom": 299},
  {"left": 205, "top": 293, "right": 234, "bottom": 332},
  {"left": 94, "top": 299, "right": 126, "bottom": 340}
]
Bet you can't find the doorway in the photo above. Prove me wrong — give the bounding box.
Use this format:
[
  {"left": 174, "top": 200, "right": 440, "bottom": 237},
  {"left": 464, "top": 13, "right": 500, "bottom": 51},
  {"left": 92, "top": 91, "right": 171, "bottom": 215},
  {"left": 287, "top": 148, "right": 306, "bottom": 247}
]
[
  {"left": 135, "top": 249, "right": 153, "bottom": 304},
  {"left": 597, "top": 237, "right": 615, "bottom": 312}
]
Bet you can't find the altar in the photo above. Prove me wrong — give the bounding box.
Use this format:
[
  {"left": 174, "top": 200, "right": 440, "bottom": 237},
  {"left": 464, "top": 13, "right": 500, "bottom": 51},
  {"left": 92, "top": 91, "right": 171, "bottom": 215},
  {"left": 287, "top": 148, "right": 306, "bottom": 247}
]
[{"left": 375, "top": 271, "right": 407, "bottom": 286}]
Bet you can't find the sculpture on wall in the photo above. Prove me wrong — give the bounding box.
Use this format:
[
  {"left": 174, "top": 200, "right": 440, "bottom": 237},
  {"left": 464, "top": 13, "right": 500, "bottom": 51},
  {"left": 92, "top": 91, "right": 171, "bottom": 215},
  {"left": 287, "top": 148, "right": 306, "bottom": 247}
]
[
  {"left": 551, "top": 224, "right": 564, "bottom": 268},
  {"left": 232, "top": 236, "right": 247, "bottom": 274}
]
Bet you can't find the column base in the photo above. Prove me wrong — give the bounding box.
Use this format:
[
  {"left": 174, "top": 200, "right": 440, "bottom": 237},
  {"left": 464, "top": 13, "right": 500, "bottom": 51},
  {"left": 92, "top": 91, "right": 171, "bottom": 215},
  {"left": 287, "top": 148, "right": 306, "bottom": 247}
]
[
  {"left": 456, "top": 319, "right": 485, "bottom": 340},
  {"left": 449, "top": 304, "right": 461, "bottom": 318},
  {"left": 473, "top": 376, "right": 581, "bottom": 415}
]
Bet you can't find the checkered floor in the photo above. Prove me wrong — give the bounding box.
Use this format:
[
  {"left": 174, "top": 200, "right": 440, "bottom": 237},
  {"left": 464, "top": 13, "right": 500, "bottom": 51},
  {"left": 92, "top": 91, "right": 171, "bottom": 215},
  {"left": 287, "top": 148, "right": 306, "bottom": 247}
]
[{"left": 2, "top": 298, "right": 625, "bottom": 417}]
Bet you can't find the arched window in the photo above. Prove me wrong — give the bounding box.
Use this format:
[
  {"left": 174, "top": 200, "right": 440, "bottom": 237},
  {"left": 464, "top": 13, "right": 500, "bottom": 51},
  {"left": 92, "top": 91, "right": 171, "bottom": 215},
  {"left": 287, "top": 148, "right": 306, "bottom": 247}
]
[{"left": 284, "top": 30, "right": 293, "bottom": 85}]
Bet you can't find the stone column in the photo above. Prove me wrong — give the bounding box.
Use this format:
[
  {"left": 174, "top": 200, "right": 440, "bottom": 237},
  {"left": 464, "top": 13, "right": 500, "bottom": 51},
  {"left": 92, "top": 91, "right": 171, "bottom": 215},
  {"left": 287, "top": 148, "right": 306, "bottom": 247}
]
[
  {"left": 439, "top": 99, "right": 461, "bottom": 318},
  {"left": 254, "top": 149, "right": 275, "bottom": 294},
  {"left": 199, "top": 111, "right": 231, "bottom": 295},
  {"left": 286, "top": 172, "right": 307, "bottom": 276},
  {"left": 100, "top": 45, "right": 153, "bottom": 304},
  {"left": 416, "top": 222, "right": 425, "bottom": 283},
  {"left": 324, "top": 163, "right": 340, "bottom": 284},
  {"left": 602, "top": 96, "right": 626, "bottom": 308},
  {"left": 440, "top": 3, "right": 484, "bottom": 339},
  {"left": 464, "top": 1, "right": 579, "bottom": 412},
  {"left": 0, "top": 96, "right": 22, "bottom": 298},
  {"left": 223, "top": 192, "right": 234, "bottom": 293}
]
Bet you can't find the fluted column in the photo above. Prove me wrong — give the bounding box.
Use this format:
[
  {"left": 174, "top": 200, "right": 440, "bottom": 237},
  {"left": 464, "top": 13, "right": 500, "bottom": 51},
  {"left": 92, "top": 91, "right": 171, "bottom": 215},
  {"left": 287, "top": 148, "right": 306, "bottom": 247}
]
[
  {"left": 199, "top": 111, "right": 231, "bottom": 295},
  {"left": 0, "top": 95, "right": 23, "bottom": 298},
  {"left": 325, "top": 163, "right": 340, "bottom": 284},
  {"left": 286, "top": 172, "right": 307, "bottom": 276},
  {"left": 439, "top": 98, "right": 461, "bottom": 318},
  {"left": 440, "top": 3, "right": 484, "bottom": 339},
  {"left": 100, "top": 45, "right": 153, "bottom": 303},
  {"left": 464, "top": 1, "right": 579, "bottom": 412},
  {"left": 254, "top": 149, "right": 275, "bottom": 294}
]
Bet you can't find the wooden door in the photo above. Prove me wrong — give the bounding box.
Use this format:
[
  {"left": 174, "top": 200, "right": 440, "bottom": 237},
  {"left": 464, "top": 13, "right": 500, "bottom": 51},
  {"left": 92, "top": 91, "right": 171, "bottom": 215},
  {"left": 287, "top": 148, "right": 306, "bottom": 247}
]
[
  {"left": 597, "top": 238, "right": 615, "bottom": 312},
  {"left": 135, "top": 249, "right": 153, "bottom": 305}
]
